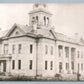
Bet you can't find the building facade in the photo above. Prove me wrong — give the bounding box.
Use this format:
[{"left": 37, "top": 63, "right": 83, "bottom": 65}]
[{"left": 0, "top": 4, "right": 84, "bottom": 79}]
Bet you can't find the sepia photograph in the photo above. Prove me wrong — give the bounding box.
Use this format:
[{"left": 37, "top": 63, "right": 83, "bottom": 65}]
[{"left": 0, "top": 3, "right": 84, "bottom": 81}]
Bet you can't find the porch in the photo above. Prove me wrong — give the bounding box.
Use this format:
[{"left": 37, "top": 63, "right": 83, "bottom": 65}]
[{"left": 0, "top": 54, "right": 12, "bottom": 76}]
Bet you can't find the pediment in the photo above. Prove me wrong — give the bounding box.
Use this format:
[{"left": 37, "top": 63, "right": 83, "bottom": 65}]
[
  {"left": 6, "top": 24, "right": 26, "bottom": 38},
  {"left": 9, "top": 27, "right": 24, "bottom": 37}
]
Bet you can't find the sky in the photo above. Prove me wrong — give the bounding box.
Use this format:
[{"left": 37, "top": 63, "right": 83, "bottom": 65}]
[{"left": 0, "top": 4, "right": 84, "bottom": 38}]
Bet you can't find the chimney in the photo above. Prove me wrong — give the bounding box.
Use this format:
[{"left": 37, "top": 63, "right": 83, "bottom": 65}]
[{"left": 74, "top": 33, "right": 81, "bottom": 41}]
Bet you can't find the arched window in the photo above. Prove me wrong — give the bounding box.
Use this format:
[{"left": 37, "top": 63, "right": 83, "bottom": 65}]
[
  {"left": 36, "top": 16, "right": 38, "bottom": 23},
  {"left": 44, "top": 16, "right": 46, "bottom": 25},
  {"left": 32, "top": 17, "right": 35, "bottom": 24},
  {"left": 32, "top": 17, "right": 35, "bottom": 19},
  {"left": 47, "top": 17, "right": 49, "bottom": 25},
  {"left": 58, "top": 45, "right": 63, "bottom": 57}
]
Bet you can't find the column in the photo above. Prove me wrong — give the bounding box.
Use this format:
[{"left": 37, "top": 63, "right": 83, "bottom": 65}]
[
  {"left": 69, "top": 47, "right": 72, "bottom": 74},
  {"left": 74, "top": 48, "right": 77, "bottom": 74},
  {"left": 6, "top": 59, "right": 11, "bottom": 75},
  {"left": 62, "top": 46, "right": 66, "bottom": 74},
  {"left": 56, "top": 44, "right": 60, "bottom": 74}
]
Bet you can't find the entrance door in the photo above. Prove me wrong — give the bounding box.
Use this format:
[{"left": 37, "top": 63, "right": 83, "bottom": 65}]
[
  {"left": 3, "top": 61, "right": 6, "bottom": 72},
  {"left": 0, "top": 61, "right": 6, "bottom": 72}
]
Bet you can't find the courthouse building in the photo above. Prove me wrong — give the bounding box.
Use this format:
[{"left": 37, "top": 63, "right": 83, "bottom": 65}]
[{"left": 0, "top": 4, "right": 84, "bottom": 79}]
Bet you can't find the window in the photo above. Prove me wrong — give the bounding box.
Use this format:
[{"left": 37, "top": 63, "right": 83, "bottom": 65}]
[
  {"left": 36, "top": 16, "right": 38, "bottom": 23},
  {"left": 71, "top": 61, "right": 74, "bottom": 70},
  {"left": 16, "top": 31, "right": 19, "bottom": 35},
  {"left": 32, "top": 17, "right": 35, "bottom": 19},
  {"left": 71, "top": 48, "right": 75, "bottom": 60},
  {"left": 59, "top": 62, "right": 62, "bottom": 73},
  {"left": 12, "top": 60, "right": 15, "bottom": 69},
  {"left": 51, "top": 46, "right": 53, "bottom": 55},
  {"left": 30, "top": 44, "right": 33, "bottom": 54},
  {"left": 18, "top": 44, "right": 22, "bottom": 54},
  {"left": 29, "top": 60, "right": 33, "bottom": 70},
  {"left": 45, "top": 61, "right": 48, "bottom": 70},
  {"left": 66, "top": 63, "right": 69, "bottom": 70},
  {"left": 18, "top": 60, "right": 21, "bottom": 70},
  {"left": 81, "top": 52, "right": 83, "bottom": 58},
  {"left": 78, "top": 63, "right": 79, "bottom": 71},
  {"left": 4, "top": 44, "right": 8, "bottom": 54},
  {"left": 44, "top": 16, "right": 46, "bottom": 25},
  {"left": 45, "top": 45, "right": 48, "bottom": 54},
  {"left": 81, "top": 63, "right": 83, "bottom": 70},
  {"left": 65, "top": 47, "right": 69, "bottom": 58},
  {"left": 50, "top": 61, "right": 53, "bottom": 70},
  {"left": 32, "top": 17, "right": 35, "bottom": 24},
  {"left": 78, "top": 51, "right": 80, "bottom": 58},
  {"left": 58, "top": 45, "right": 63, "bottom": 57},
  {"left": 47, "top": 17, "right": 49, "bottom": 25},
  {"left": 12, "top": 45, "right": 15, "bottom": 54}
]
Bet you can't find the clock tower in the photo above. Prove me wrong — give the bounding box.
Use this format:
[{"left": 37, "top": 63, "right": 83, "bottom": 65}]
[{"left": 29, "top": 4, "right": 52, "bottom": 29}]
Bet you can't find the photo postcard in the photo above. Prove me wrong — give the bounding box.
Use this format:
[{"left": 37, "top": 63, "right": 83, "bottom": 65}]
[{"left": 0, "top": 0, "right": 84, "bottom": 82}]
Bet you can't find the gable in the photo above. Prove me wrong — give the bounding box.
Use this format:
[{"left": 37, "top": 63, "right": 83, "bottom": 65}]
[
  {"left": 9, "top": 27, "right": 25, "bottom": 37},
  {"left": 6, "top": 24, "right": 26, "bottom": 38}
]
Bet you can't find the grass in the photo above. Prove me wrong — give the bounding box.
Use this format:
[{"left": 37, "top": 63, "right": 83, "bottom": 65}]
[
  {"left": 0, "top": 75, "right": 80, "bottom": 81},
  {"left": 0, "top": 75, "right": 63, "bottom": 81}
]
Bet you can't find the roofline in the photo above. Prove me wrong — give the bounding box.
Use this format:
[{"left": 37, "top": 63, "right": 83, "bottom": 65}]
[
  {"left": 1, "top": 33, "right": 84, "bottom": 46},
  {"left": 57, "top": 39, "right": 84, "bottom": 46},
  {"left": 2, "top": 34, "right": 56, "bottom": 41},
  {"left": 2, "top": 34, "right": 36, "bottom": 40},
  {"left": 29, "top": 9, "right": 52, "bottom": 15}
]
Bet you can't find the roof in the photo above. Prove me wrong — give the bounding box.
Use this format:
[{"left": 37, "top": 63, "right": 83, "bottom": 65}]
[
  {"left": 29, "top": 8, "right": 52, "bottom": 15},
  {"left": 16, "top": 24, "right": 33, "bottom": 33},
  {"left": 0, "top": 30, "right": 9, "bottom": 38},
  {"left": 0, "top": 23, "right": 84, "bottom": 45}
]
